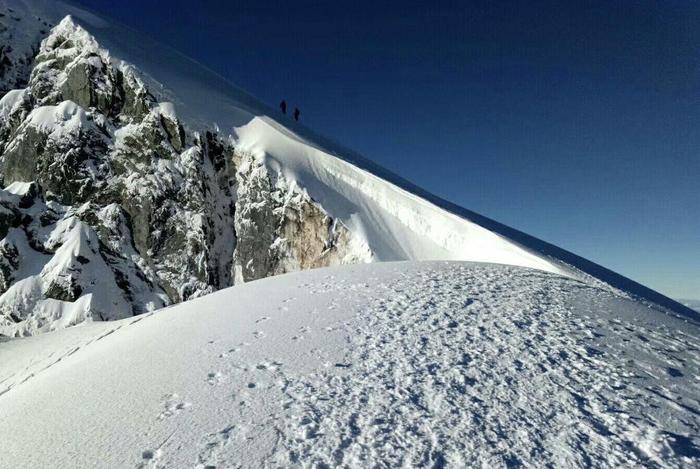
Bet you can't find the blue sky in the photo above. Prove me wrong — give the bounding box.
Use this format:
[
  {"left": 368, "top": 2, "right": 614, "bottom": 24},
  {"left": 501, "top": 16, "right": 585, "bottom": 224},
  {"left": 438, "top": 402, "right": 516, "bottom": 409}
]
[{"left": 72, "top": 0, "right": 699, "bottom": 299}]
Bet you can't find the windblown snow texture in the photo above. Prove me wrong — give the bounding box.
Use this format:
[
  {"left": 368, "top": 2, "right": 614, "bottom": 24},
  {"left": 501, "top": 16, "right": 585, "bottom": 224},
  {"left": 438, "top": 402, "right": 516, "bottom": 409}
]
[
  {"left": 0, "top": 262, "right": 698, "bottom": 468},
  {"left": 0, "top": 0, "right": 695, "bottom": 337}
]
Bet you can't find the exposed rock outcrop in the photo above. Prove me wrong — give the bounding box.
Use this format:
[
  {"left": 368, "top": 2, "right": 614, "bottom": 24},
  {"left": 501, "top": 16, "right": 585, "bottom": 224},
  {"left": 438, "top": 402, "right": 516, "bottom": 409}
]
[{"left": 0, "top": 16, "right": 370, "bottom": 336}]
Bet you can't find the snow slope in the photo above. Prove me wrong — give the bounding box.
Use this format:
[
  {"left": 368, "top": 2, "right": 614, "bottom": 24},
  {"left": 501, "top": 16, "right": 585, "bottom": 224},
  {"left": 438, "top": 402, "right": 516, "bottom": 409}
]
[
  {"left": 1, "top": 261, "right": 698, "bottom": 468},
  {"left": 0, "top": 0, "right": 564, "bottom": 273},
  {"left": 1, "top": 0, "right": 693, "bottom": 323},
  {"left": 680, "top": 299, "right": 700, "bottom": 313}
]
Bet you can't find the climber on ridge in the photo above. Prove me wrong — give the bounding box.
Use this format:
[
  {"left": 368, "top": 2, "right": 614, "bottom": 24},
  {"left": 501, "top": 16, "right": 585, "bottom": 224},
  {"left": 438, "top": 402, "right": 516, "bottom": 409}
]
[
  {"left": 294, "top": 107, "right": 300, "bottom": 122},
  {"left": 279, "top": 99, "right": 287, "bottom": 114}
]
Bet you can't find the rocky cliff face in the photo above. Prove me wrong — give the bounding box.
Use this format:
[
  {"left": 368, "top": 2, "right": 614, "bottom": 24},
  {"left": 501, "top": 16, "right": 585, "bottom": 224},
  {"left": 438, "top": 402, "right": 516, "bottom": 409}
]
[{"left": 0, "top": 16, "right": 370, "bottom": 336}]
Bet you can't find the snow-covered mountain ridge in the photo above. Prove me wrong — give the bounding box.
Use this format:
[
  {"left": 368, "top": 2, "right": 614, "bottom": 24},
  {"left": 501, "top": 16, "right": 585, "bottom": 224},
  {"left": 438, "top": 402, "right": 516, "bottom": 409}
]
[
  {"left": 680, "top": 299, "right": 700, "bottom": 313},
  {"left": 0, "top": 0, "right": 695, "bottom": 335}
]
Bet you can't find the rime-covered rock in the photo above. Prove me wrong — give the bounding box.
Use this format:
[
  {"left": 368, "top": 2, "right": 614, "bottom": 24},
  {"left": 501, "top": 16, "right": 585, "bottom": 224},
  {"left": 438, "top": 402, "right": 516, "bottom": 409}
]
[{"left": 0, "top": 14, "right": 367, "bottom": 336}]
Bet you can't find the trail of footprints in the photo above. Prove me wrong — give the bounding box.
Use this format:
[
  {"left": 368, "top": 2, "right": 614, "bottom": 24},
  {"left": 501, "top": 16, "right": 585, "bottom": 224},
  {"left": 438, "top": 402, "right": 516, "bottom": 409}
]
[
  {"left": 140, "top": 267, "right": 700, "bottom": 468},
  {"left": 192, "top": 283, "right": 365, "bottom": 468},
  {"left": 274, "top": 267, "right": 700, "bottom": 467}
]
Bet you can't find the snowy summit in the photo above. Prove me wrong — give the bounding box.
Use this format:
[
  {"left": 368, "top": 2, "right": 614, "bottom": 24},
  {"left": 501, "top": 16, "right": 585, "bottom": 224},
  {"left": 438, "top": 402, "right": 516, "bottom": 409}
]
[{"left": 0, "top": 0, "right": 698, "bottom": 467}]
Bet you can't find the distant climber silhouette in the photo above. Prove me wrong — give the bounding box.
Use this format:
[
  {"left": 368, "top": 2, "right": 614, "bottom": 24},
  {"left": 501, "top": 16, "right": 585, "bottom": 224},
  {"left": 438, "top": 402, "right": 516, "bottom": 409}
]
[
  {"left": 293, "top": 107, "right": 300, "bottom": 122},
  {"left": 279, "top": 100, "right": 287, "bottom": 114}
]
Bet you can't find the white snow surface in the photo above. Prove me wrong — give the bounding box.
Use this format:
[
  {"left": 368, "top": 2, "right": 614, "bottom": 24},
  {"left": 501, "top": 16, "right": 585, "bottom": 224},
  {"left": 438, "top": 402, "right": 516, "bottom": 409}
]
[
  {"left": 0, "top": 261, "right": 698, "bottom": 468},
  {"left": 3, "top": 180, "right": 33, "bottom": 196},
  {"left": 0, "top": 88, "right": 27, "bottom": 120},
  {"left": 24, "top": 100, "right": 88, "bottom": 133}
]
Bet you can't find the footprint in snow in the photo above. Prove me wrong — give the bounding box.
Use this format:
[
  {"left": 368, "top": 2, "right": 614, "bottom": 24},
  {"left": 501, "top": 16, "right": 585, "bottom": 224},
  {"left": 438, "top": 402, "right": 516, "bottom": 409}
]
[
  {"left": 255, "top": 361, "right": 282, "bottom": 372},
  {"left": 137, "top": 430, "right": 176, "bottom": 468},
  {"left": 136, "top": 448, "right": 163, "bottom": 469},
  {"left": 141, "top": 448, "right": 162, "bottom": 460},
  {"left": 196, "top": 425, "right": 236, "bottom": 468},
  {"left": 292, "top": 326, "right": 312, "bottom": 340},
  {"left": 158, "top": 393, "right": 191, "bottom": 420},
  {"left": 206, "top": 372, "right": 225, "bottom": 385}
]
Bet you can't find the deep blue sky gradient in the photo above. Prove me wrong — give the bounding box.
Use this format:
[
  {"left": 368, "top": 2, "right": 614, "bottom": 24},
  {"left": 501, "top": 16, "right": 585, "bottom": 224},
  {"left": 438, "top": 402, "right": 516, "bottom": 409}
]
[{"left": 72, "top": 0, "right": 699, "bottom": 298}]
